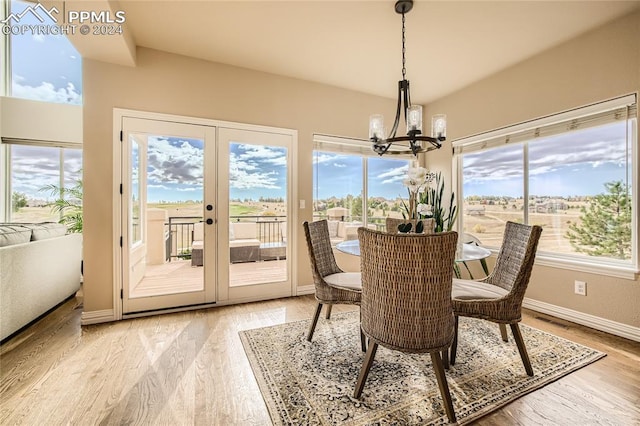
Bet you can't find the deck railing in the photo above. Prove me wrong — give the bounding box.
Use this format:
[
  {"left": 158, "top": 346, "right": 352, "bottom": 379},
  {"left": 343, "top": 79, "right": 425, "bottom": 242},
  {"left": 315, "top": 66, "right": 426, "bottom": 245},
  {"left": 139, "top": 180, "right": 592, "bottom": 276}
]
[{"left": 166, "top": 215, "right": 287, "bottom": 261}]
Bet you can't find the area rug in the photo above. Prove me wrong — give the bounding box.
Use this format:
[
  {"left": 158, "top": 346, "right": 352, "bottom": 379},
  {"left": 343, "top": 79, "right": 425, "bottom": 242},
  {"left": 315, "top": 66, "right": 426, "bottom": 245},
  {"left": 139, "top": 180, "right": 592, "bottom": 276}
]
[{"left": 239, "top": 311, "right": 605, "bottom": 425}]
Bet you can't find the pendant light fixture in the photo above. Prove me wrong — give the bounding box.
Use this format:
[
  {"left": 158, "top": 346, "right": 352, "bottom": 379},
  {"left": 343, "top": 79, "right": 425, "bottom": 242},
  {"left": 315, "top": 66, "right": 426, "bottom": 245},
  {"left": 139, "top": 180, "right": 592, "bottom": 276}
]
[{"left": 369, "top": 0, "right": 447, "bottom": 156}]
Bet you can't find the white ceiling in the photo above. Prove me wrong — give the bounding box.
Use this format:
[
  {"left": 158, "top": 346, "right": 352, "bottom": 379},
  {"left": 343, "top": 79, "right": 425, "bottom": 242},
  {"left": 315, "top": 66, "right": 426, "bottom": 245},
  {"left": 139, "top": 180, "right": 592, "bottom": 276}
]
[{"left": 102, "top": 1, "right": 639, "bottom": 104}]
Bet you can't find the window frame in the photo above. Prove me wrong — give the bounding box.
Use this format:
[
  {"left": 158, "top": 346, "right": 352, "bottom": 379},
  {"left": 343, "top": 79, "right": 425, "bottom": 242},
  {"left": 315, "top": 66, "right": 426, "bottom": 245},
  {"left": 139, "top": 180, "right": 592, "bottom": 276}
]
[
  {"left": 452, "top": 95, "right": 638, "bottom": 279},
  {"left": 1, "top": 139, "right": 82, "bottom": 222},
  {"left": 312, "top": 133, "right": 415, "bottom": 234}
]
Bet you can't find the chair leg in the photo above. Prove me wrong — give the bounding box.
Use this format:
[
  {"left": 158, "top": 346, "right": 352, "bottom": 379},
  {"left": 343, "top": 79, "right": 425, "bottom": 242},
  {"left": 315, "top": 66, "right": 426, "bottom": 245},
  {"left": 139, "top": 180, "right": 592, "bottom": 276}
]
[
  {"left": 441, "top": 350, "right": 449, "bottom": 370},
  {"left": 510, "top": 323, "right": 534, "bottom": 376},
  {"left": 306, "top": 303, "right": 323, "bottom": 342},
  {"left": 354, "top": 342, "right": 378, "bottom": 398},
  {"left": 450, "top": 316, "right": 459, "bottom": 365},
  {"left": 360, "top": 328, "right": 367, "bottom": 353},
  {"left": 325, "top": 304, "right": 333, "bottom": 320},
  {"left": 499, "top": 324, "right": 509, "bottom": 342},
  {"left": 430, "top": 352, "right": 457, "bottom": 424}
]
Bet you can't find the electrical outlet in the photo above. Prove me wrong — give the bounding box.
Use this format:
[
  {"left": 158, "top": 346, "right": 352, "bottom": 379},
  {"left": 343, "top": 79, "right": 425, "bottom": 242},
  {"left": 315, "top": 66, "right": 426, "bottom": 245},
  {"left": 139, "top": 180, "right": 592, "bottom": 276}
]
[{"left": 574, "top": 280, "right": 587, "bottom": 296}]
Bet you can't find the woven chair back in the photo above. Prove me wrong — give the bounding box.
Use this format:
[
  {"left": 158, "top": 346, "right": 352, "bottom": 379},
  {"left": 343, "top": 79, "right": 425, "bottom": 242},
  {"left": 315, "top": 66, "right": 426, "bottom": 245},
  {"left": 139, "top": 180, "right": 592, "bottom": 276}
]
[
  {"left": 385, "top": 217, "right": 435, "bottom": 234},
  {"left": 358, "top": 228, "right": 458, "bottom": 353},
  {"left": 303, "top": 220, "right": 342, "bottom": 280},
  {"left": 489, "top": 221, "right": 542, "bottom": 299}
]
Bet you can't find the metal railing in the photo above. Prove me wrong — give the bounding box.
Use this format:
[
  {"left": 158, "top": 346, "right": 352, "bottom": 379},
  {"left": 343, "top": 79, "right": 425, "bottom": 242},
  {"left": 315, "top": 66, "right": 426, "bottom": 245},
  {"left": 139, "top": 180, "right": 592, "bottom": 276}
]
[{"left": 166, "top": 215, "right": 287, "bottom": 261}]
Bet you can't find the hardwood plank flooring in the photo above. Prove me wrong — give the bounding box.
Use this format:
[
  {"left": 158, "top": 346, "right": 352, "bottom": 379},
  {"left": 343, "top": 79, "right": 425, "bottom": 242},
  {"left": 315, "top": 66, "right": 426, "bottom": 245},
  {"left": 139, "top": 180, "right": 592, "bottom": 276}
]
[{"left": 1, "top": 295, "right": 638, "bottom": 425}]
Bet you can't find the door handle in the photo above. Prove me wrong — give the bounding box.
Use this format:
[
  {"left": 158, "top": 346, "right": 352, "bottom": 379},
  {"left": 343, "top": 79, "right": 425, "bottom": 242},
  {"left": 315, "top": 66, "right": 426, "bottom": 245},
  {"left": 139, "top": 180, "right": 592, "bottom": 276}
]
[{"left": 206, "top": 218, "right": 214, "bottom": 225}]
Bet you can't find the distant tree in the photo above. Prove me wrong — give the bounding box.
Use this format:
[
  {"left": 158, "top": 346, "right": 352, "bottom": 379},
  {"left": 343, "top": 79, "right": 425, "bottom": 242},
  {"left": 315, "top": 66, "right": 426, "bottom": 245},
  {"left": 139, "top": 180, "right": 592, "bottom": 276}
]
[
  {"left": 566, "top": 181, "right": 631, "bottom": 260},
  {"left": 12, "top": 192, "right": 28, "bottom": 212}
]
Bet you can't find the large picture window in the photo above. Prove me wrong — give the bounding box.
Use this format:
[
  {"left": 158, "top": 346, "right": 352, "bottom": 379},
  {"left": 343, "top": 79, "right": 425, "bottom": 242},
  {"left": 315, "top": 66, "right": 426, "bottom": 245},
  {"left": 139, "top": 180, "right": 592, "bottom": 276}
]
[
  {"left": 313, "top": 135, "right": 411, "bottom": 244},
  {"left": 454, "top": 95, "right": 637, "bottom": 272},
  {"left": 7, "top": 0, "right": 82, "bottom": 104},
  {"left": 6, "top": 143, "right": 82, "bottom": 223}
]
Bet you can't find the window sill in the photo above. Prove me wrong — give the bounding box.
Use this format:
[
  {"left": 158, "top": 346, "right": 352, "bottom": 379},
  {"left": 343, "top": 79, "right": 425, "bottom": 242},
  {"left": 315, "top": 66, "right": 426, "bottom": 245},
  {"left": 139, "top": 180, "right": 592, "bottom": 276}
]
[{"left": 534, "top": 253, "right": 638, "bottom": 280}]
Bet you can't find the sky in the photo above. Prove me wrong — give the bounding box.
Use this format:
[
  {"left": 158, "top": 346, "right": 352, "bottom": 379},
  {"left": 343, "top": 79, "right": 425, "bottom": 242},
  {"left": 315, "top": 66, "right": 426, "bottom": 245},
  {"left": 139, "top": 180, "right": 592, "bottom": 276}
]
[
  {"left": 313, "top": 153, "right": 410, "bottom": 200},
  {"left": 9, "top": 0, "right": 82, "bottom": 104},
  {"left": 462, "top": 121, "right": 631, "bottom": 198},
  {"left": 142, "top": 138, "right": 288, "bottom": 203}
]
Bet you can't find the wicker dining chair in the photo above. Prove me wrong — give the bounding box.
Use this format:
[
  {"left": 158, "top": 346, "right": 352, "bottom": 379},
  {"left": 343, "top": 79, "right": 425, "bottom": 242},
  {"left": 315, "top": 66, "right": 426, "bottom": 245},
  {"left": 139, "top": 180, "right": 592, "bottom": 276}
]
[
  {"left": 354, "top": 228, "right": 458, "bottom": 424},
  {"left": 385, "top": 217, "right": 435, "bottom": 234},
  {"left": 303, "top": 220, "right": 365, "bottom": 349},
  {"left": 450, "top": 221, "right": 542, "bottom": 376}
]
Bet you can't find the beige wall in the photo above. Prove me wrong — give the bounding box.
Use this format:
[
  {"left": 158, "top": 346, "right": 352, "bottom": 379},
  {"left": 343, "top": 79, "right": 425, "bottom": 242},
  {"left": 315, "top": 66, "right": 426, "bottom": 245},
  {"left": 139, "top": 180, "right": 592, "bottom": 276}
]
[
  {"left": 425, "top": 11, "right": 640, "bottom": 327},
  {"left": 82, "top": 47, "right": 397, "bottom": 312}
]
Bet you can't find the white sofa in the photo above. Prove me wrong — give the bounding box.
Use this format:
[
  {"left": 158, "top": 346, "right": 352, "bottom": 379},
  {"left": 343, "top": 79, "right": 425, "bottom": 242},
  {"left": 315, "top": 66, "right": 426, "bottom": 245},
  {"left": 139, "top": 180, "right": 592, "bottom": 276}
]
[{"left": 0, "top": 223, "right": 82, "bottom": 342}]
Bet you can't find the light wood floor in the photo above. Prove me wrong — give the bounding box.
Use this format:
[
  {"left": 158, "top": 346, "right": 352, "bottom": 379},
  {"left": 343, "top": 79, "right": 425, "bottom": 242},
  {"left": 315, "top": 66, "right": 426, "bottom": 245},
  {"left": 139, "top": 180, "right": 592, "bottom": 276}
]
[{"left": 1, "top": 295, "right": 638, "bottom": 425}]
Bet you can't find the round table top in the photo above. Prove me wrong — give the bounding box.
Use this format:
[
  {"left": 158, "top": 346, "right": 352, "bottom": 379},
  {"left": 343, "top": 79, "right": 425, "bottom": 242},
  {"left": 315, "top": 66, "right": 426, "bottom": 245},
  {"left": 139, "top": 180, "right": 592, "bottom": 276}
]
[{"left": 335, "top": 239, "right": 491, "bottom": 262}]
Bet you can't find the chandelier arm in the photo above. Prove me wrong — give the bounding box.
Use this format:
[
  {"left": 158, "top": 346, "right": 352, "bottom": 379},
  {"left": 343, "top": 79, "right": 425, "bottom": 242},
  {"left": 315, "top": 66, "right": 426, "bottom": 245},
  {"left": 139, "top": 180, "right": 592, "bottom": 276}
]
[
  {"left": 402, "top": 79, "right": 411, "bottom": 129},
  {"left": 389, "top": 80, "right": 403, "bottom": 139}
]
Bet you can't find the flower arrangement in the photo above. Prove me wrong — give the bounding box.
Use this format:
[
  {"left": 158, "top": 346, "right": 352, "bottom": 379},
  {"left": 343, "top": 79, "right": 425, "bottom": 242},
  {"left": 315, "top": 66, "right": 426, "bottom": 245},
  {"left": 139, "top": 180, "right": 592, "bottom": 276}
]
[
  {"left": 401, "top": 166, "right": 434, "bottom": 220},
  {"left": 401, "top": 167, "right": 458, "bottom": 232}
]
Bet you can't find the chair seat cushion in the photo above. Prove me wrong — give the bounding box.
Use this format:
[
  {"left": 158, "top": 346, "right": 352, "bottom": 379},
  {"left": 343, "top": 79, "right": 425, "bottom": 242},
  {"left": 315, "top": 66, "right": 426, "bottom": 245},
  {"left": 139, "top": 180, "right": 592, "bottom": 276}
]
[
  {"left": 324, "top": 272, "right": 362, "bottom": 291},
  {"left": 452, "top": 278, "right": 508, "bottom": 300}
]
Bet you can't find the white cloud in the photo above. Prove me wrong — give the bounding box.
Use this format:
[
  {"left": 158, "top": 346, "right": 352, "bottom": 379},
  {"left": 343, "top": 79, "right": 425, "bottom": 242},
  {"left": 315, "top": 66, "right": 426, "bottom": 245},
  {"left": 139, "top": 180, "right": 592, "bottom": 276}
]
[
  {"left": 332, "top": 163, "right": 346, "bottom": 168},
  {"left": 32, "top": 34, "right": 45, "bottom": 43},
  {"left": 11, "top": 80, "right": 81, "bottom": 105},
  {"left": 146, "top": 137, "right": 204, "bottom": 186},
  {"left": 378, "top": 164, "right": 409, "bottom": 184}
]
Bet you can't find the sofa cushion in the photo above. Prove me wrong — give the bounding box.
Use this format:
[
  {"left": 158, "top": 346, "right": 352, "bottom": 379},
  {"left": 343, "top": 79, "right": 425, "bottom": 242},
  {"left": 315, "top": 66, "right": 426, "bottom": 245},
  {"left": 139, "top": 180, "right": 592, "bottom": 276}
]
[
  {"left": 232, "top": 222, "right": 257, "bottom": 240},
  {"left": 0, "top": 226, "right": 32, "bottom": 247},
  {"left": 229, "top": 239, "right": 260, "bottom": 248},
  {"left": 25, "top": 222, "right": 68, "bottom": 241}
]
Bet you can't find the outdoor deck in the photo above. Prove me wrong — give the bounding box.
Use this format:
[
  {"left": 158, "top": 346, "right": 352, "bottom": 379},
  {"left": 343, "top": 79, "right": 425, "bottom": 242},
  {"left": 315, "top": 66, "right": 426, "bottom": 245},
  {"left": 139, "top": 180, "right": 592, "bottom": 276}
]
[{"left": 130, "top": 259, "right": 287, "bottom": 298}]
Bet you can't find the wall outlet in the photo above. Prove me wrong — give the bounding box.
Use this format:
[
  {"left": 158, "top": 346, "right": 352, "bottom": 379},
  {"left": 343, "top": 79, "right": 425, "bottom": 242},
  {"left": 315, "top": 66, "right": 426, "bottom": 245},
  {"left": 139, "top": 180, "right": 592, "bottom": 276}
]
[{"left": 574, "top": 280, "right": 587, "bottom": 296}]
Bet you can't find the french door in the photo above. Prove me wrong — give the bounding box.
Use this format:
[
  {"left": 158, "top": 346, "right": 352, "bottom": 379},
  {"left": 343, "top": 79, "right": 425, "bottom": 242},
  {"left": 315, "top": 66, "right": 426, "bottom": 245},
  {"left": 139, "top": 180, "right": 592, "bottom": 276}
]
[
  {"left": 121, "top": 117, "right": 216, "bottom": 314},
  {"left": 217, "top": 128, "right": 294, "bottom": 302},
  {"left": 119, "top": 113, "right": 296, "bottom": 315}
]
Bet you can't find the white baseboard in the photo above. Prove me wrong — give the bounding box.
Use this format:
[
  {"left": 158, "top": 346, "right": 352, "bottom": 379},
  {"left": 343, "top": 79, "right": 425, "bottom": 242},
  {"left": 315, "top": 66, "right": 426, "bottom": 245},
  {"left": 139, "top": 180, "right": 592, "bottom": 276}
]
[
  {"left": 296, "top": 285, "right": 315, "bottom": 296},
  {"left": 523, "top": 298, "right": 640, "bottom": 342},
  {"left": 81, "top": 309, "right": 115, "bottom": 325}
]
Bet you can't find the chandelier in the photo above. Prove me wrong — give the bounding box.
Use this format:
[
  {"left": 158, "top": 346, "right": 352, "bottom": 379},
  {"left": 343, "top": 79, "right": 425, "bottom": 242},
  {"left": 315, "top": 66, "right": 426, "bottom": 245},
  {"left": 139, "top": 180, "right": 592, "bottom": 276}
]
[{"left": 369, "top": 0, "right": 447, "bottom": 156}]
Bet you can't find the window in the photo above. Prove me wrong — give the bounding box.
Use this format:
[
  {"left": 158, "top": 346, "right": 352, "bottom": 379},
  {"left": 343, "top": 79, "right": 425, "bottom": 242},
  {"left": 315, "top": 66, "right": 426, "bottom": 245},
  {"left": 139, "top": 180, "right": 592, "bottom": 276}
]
[
  {"left": 7, "top": 0, "right": 82, "bottom": 104},
  {"left": 6, "top": 142, "right": 82, "bottom": 223},
  {"left": 313, "top": 135, "right": 411, "bottom": 243},
  {"left": 454, "top": 95, "right": 637, "bottom": 273}
]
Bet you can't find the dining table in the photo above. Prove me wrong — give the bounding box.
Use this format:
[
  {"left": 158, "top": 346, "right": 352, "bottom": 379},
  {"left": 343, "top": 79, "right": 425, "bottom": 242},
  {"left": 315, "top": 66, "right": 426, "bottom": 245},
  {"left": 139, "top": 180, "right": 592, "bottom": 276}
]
[{"left": 335, "top": 239, "right": 491, "bottom": 278}]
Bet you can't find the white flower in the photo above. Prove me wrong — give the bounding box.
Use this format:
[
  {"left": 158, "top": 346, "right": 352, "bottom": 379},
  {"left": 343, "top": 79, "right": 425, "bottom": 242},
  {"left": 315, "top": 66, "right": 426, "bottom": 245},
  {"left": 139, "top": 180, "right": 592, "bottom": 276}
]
[
  {"left": 417, "top": 203, "right": 431, "bottom": 216},
  {"left": 408, "top": 166, "right": 428, "bottom": 182}
]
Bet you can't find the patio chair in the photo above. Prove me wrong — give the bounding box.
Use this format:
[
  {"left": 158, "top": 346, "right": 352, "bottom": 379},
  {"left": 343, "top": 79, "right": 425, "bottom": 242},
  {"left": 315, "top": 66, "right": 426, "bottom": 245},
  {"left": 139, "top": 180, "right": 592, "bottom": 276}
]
[
  {"left": 385, "top": 217, "right": 435, "bottom": 234},
  {"left": 354, "top": 228, "right": 458, "bottom": 424},
  {"left": 450, "top": 221, "right": 542, "bottom": 376},
  {"left": 303, "top": 220, "right": 365, "bottom": 350}
]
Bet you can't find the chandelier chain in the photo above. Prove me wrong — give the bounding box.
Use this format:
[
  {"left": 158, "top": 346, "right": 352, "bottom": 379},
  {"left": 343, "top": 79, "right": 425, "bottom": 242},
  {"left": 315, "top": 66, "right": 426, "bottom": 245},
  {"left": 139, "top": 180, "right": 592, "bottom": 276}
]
[{"left": 401, "top": 11, "right": 406, "bottom": 81}]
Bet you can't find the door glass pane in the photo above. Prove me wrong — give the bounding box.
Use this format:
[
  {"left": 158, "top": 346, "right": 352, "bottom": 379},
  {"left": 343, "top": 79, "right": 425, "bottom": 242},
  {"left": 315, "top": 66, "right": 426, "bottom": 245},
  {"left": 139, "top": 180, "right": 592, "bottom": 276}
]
[
  {"left": 462, "top": 144, "right": 524, "bottom": 247},
  {"left": 130, "top": 140, "right": 141, "bottom": 245},
  {"left": 128, "top": 133, "right": 205, "bottom": 299},
  {"left": 229, "top": 142, "right": 287, "bottom": 287},
  {"left": 367, "top": 157, "right": 410, "bottom": 231}
]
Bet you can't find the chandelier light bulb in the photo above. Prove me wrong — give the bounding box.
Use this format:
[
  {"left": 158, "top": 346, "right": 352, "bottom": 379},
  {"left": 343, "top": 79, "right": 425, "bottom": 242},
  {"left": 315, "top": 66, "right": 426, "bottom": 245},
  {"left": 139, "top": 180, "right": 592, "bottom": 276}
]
[{"left": 407, "top": 105, "right": 423, "bottom": 132}]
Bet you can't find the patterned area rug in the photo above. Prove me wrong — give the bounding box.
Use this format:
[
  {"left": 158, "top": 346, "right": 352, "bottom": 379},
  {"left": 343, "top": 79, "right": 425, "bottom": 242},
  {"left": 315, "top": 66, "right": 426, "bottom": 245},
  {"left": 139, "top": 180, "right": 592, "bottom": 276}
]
[{"left": 239, "top": 311, "right": 605, "bottom": 425}]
